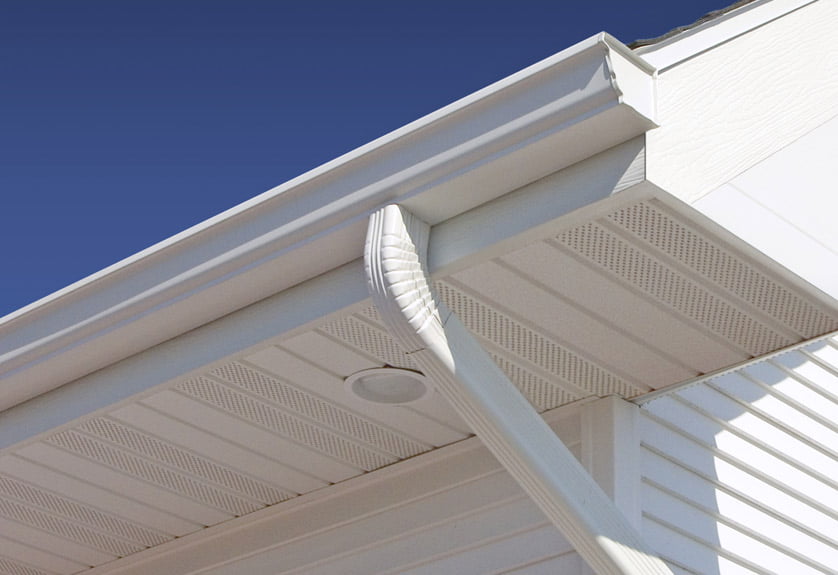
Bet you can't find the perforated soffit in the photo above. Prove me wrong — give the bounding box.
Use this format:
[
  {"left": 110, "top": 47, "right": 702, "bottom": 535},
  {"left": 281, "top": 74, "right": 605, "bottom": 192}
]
[{"left": 1, "top": 196, "right": 836, "bottom": 575}]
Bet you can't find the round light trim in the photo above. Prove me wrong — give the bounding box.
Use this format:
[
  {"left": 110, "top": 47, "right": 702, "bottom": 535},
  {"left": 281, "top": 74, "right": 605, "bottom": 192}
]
[{"left": 345, "top": 368, "right": 429, "bottom": 405}]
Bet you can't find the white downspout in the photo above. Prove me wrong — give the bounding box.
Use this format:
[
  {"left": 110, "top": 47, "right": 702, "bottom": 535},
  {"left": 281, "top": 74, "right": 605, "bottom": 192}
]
[{"left": 364, "top": 204, "right": 672, "bottom": 575}]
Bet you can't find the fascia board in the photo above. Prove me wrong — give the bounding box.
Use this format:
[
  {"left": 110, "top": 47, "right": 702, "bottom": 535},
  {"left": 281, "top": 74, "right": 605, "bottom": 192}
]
[
  {"left": 0, "top": 33, "right": 655, "bottom": 412},
  {"left": 635, "top": 0, "right": 816, "bottom": 71},
  {"left": 0, "top": 138, "right": 648, "bottom": 448}
]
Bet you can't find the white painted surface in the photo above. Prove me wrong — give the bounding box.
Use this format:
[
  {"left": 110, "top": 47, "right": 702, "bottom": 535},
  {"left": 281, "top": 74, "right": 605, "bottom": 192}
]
[
  {"left": 646, "top": 0, "right": 838, "bottom": 203},
  {"left": 639, "top": 334, "right": 838, "bottom": 574},
  {"left": 0, "top": 32, "right": 655, "bottom": 413},
  {"left": 581, "top": 396, "right": 642, "bottom": 531},
  {"left": 82, "top": 406, "right": 585, "bottom": 575},
  {"left": 0, "top": 138, "right": 646, "bottom": 449},
  {"left": 2, "top": 193, "right": 835, "bottom": 574},
  {"left": 364, "top": 205, "right": 671, "bottom": 575},
  {"left": 4, "top": 6, "right": 838, "bottom": 572},
  {"left": 694, "top": 114, "right": 838, "bottom": 301}
]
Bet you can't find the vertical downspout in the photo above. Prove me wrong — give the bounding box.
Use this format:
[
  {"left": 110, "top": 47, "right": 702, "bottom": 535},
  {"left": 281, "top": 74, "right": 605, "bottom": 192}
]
[{"left": 364, "top": 205, "right": 672, "bottom": 575}]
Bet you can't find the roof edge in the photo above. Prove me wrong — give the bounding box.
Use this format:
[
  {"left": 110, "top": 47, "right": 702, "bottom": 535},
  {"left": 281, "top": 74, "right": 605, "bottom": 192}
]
[
  {"left": 0, "top": 33, "right": 652, "bottom": 330},
  {"left": 0, "top": 141, "right": 650, "bottom": 444},
  {"left": 0, "top": 34, "right": 656, "bottom": 412}
]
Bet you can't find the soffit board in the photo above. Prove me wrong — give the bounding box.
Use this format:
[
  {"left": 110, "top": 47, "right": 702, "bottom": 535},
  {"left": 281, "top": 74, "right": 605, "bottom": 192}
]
[
  {"left": 4, "top": 20, "right": 838, "bottom": 573},
  {"left": 74, "top": 404, "right": 585, "bottom": 575},
  {"left": 1, "top": 180, "right": 836, "bottom": 575}
]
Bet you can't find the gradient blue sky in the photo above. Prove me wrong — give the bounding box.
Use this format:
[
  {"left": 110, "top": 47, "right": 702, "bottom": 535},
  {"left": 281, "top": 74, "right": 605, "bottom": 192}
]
[{"left": 1, "top": 0, "right": 728, "bottom": 316}]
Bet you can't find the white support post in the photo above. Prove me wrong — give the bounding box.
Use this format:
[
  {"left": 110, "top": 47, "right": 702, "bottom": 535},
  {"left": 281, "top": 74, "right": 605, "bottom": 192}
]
[
  {"left": 364, "top": 205, "right": 672, "bottom": 575},
  {"left": 581, "top": 395, "right": 643, "bottom": 531}
]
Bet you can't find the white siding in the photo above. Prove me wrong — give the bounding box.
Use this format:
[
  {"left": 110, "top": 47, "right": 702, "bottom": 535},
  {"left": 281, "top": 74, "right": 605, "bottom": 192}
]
[
  {"left": 694, "top": 114, "right": 838, "bottom": 301},
  {"left": 647, "top": 0, "right": 838, "bottom": 203},
  {"left": 639, "top": 335, "right": 838, "bottom": 574}
]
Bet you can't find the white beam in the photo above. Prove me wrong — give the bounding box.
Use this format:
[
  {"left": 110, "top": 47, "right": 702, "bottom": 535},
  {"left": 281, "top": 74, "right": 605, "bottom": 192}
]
[{"left": 364, "top": 205, "right": 672, "bottom": 575}]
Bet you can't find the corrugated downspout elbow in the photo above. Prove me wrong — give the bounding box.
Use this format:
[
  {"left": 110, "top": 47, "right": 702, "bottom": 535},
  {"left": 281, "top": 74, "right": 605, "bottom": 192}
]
[{"left": 364, "top": 204, "right": 673, "bottom": 575}]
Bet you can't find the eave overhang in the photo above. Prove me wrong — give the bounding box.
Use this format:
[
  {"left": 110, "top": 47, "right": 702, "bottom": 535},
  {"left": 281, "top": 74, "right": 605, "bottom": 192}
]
[
  {"left": 0, "top": 32, "right": 655, "bottom": 413},
  {"left": 3, "top": 20, "right": 838, "bottom": 575}
]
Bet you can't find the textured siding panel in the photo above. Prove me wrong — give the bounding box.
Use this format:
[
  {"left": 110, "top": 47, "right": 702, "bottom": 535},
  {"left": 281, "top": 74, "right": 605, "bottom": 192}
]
[
  {"left": 639, "top": 335, "right": 838, "bottom": 574},
  {"left": 647, "top": 0, "right": 838, "bottom": 202}
]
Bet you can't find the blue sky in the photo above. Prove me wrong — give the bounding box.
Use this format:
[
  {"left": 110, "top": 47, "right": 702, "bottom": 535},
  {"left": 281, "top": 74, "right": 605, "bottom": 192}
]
[{"left": 1, "top": 0, "right": 727, "bottom": 317}]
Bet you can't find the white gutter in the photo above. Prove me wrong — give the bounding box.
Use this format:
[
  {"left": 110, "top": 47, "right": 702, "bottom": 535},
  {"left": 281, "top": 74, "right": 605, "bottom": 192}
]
[
  {"left": 1, "top": 33, "right": 655, "bottom": 412},
  {"left": 364, "top": 205, "right": 672, "bottom": 575},
  {"left": 0, "top": 139, "right": 648, "bottom": 448}
]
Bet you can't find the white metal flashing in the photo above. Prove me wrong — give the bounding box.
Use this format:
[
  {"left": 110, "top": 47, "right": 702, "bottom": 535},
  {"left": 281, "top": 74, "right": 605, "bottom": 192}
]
[
  {"left": 0, "top": 33, "right": 655, "bottom": 413},
  {"left": 364, "top": 204, "right": 672, "bottom": 575}
]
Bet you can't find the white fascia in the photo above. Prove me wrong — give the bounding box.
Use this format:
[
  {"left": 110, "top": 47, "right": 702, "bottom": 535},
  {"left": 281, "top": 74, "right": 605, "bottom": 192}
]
[
  {"left": 0, "top": 140, "right": 651, "bottom": 448},
  {"left": 0, "top": 33, "right": 655, "bottom": 413}
]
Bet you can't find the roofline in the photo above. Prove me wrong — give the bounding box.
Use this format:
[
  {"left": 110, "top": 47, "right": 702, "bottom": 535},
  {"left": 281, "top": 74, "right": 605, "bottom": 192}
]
[
  {"left": 0, "top": 141, "right": 651, "bottom": 449},
  {"left": 634, "top": 0, "right": 816, "bottom": 71},
  {"left": 629, "top": 0, "right": 759, "bottom": 49},
  {"left": 1, "top": 33, "right": 656, "bottom": 412},
  {"left": 1, "top": 33, "right": 652, "bottom": 329}
]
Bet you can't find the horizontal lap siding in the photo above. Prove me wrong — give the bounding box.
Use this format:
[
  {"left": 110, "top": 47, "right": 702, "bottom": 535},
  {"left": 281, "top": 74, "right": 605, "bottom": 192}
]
[{"left": 639, "top": 337, "right": 838, "bottom": 575}]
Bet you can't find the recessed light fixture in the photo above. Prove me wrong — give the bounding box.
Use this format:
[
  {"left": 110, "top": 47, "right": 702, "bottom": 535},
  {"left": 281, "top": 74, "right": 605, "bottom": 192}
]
[{"left": 345, "top": 367, "right": 430, "bottom": 405}]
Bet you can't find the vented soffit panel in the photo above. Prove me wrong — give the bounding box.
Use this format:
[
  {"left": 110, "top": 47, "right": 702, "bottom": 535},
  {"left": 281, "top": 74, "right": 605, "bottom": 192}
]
[
  {"left": 3, "top": 176, "right": 837, "bottom": 446},
  {"left": 1, "top": 185, "right": 836, "bottom": 575}
]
